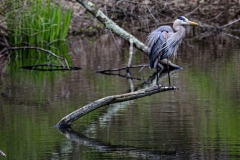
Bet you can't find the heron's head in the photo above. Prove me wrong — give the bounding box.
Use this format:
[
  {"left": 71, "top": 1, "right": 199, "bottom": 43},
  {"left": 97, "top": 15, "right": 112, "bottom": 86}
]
[{"left": 175, "top": 16, "right": 198, "bottom": 26}]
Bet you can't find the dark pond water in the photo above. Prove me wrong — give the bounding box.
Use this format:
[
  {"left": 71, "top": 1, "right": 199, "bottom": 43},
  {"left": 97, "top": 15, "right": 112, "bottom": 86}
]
[{"left": 1, "top": 27, "right": 240, "bottom": 160}]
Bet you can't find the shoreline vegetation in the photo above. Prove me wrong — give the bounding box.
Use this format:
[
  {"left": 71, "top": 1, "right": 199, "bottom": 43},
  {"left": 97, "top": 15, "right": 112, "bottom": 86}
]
[{"left": 0, "top": 0, "right": 73, "bottom": 73}]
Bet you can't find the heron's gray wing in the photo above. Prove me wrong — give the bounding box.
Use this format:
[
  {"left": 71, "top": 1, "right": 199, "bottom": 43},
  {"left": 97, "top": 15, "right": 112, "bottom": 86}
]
[
  {"left": 148, "top": 32, "right": 166, "bottom": 68},
  {"left": 160, "top": 32, "right": 178, "bottom": 60},
  {"left": 147, "top": 26, "right": 173, "bottom": 69},
  {"left": 160, "top": 27, "right": 185, "bottom": 60}
]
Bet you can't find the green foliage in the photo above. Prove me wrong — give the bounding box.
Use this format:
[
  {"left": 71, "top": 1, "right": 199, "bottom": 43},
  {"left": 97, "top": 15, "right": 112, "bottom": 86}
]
[
  {"left": 5, "top": 0, "right": 73, "bottom": 67},
  {"left": 9, "top": 43, "right": 71, "bottom": 70},
  {"left": 6, "top": 0, "right": 72, "bottom": 45}
]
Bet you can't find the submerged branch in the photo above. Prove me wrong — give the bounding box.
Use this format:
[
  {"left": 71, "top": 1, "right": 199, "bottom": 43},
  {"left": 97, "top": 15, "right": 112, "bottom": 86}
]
[
  {"left": 55, "top": 85, "right": 177, "bottom": 128},
  {"left": 0, "top": 150, "right": 6, "bottom": 157},
  {"left": 0, "top": 46, "right": 70, "bottom": 69},
  {"left": 97, "top": 64, "right": 149, "bottom": 73}
]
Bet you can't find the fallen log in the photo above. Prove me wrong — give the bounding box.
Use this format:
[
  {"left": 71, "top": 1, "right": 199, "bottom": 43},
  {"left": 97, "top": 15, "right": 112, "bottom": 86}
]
[{"left": 55, "top": 85, "right": 177, "bottom": 128}]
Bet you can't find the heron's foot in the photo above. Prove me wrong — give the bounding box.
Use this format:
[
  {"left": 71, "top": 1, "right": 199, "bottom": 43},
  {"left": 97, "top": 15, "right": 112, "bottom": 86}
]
[
  {"left": 176, "top": 66, "right": 183, "bottom": 70},
  {"left": 143, "top": 80, "right": 151, "bottom": 84},
  {"left": 156, "top": 83, "right": 163, "bottom": 90},
  {"left": 168, "top": 85, "right": 179, "bottom": 90}
]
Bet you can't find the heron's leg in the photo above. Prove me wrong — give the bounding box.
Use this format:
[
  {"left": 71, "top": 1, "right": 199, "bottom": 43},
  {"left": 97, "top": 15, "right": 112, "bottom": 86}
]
[
  {"left": 156, "top": 63, "right": 164, "bottom": 88},
  {"left": 166, "top": 59, "right": 178, "bottom": 90},
  {"left": 167, "top": 58, "right": 171, "bottom": 86}
]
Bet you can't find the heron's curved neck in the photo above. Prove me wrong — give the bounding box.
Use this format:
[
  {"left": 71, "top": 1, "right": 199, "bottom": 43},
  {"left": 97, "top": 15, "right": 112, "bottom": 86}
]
[
  {"left": 173, "top": 25, "right": 185, "bottom": 32},
  {"left": 173, "top": 25, "right": 185, "bottom": 37}
]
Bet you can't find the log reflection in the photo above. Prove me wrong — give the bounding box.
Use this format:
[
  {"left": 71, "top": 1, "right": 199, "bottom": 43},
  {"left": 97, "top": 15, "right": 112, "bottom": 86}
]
[{"left": 57, "top": 127, "right": 177, "bottom": 159}]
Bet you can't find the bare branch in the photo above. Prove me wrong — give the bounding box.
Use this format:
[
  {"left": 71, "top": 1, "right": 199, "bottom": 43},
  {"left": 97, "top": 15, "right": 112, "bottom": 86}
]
[
  {"left": 222, "top": 32, "right": 240, "bottom": 41},
  {"left": 220, "top": 18, "right": 240, "bottom": 28},
  {"left": 184, "top": 5, "right": 201, "bottom": 16},
  {"left": 97, "top": 64, "right": 149, "bottom": 73},
  {"left": 206, "top": 12, "right": 223, "bottom": 21},
  {"left": 127, "top": 38, "right": 133, "bottom": 67}
]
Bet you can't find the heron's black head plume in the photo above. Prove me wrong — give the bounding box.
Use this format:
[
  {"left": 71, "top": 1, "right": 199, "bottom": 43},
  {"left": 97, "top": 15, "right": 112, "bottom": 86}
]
[{"left": 177, "top": 16, "right": 187, "bottom": 21}]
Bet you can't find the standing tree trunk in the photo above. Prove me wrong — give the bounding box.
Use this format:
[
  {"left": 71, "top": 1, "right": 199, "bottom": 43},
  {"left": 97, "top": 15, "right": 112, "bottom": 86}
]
[
  {"left": 0, "top": 52, "right": 8, "bottom": 74},
  {"left": 0, "top": 34, "right": 9, "bottom": 74}
]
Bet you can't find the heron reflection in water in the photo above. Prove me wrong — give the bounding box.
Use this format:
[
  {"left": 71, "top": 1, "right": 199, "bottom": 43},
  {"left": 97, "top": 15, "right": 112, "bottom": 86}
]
[{"left": 147, "top": 16, "right": 198, "bottom": 87}]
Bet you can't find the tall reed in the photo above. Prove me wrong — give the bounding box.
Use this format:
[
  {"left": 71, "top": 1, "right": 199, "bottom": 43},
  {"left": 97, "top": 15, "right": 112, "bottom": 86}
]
[
  {"left": 6, "top": 0, "right": 72, "bottom": 68},
  {"left": 6, "top": 0, "right": 72, "bottom": 45}
]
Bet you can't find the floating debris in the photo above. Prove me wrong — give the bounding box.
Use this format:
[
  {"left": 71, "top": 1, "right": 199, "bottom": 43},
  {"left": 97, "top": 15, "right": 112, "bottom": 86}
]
[
  {"left": 0, "top": 150, "right": 6, "bottom": 157},
  {"left": 20, "top": 64, "right": 82, "bottom": 71}
]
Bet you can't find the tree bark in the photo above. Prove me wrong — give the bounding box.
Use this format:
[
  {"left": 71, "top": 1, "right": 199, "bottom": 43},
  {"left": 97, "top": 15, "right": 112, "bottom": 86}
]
[{"left": 55, "top": 85, "right": 177, "bottom": 128}]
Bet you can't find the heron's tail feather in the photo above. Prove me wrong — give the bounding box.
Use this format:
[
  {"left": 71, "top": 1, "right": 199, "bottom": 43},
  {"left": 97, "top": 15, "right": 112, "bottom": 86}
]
[{"left": 149, "top": 54, "right": 159, "bottom": 69}]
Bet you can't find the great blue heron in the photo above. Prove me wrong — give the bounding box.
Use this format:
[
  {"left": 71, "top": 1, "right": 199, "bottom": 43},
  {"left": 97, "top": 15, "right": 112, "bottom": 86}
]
[{"left": 147, "top": 16, "right": 198, "bottom": 87}]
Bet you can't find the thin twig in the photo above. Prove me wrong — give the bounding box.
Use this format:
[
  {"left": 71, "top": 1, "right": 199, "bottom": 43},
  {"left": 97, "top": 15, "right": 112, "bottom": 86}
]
[
  {"left": 206, "top": 12, "right": 223, "bottom": 21},
  {"left": 220, "top": 18, "right": 240, "bottom": 28},
  {"left": 145, "top": 4, "right": 159, "bottom": 23},
  {"left": 97, "top": 64, "right": 149, "bottom": 73},
  {"left": 109, "top": 30, "right": 122, "bottom": 55},
  {"left": 128, "top": 38, "right": 133, "bottom": 67},
  {"left": 100, "top": 71, "right": 143, "bottom": 81},
  {"left": 222, "top": 32, "right": 240, "bottom": 41},
  {"left": 184, "top": 5, "right": 201, "bottom": 16}
]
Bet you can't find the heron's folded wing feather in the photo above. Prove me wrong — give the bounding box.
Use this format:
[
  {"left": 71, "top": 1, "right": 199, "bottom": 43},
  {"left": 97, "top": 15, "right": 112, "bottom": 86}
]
[{"left": 147, "top": 31, "right": 168, "bottom": 68}]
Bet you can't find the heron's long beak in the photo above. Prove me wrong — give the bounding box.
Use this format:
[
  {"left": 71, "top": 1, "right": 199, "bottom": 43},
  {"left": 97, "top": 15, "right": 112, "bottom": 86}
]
[{"left": 188, "top": 21, "right": 198, "bottom": 26}]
